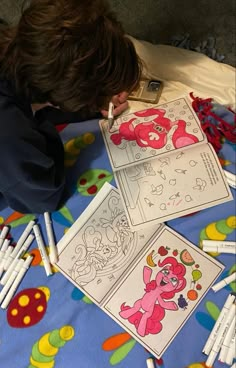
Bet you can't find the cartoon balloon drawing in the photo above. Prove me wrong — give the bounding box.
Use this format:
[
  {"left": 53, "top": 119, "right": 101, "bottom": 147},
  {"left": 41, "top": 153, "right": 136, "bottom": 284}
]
[
  {"left": 160, "top": 203, "right": 167, "bottom": 210},
  {"left": 192, "top": 269, "right": 202, "bottom": 282},
  {"left": 189, "top": 160, "right": 197, "bottom": 167},
  {"left": 185, "top": 195, "right": 193, "bottom": 202},
  {"left": 28, "top": 325, "right": 75, "bottom": 368}
]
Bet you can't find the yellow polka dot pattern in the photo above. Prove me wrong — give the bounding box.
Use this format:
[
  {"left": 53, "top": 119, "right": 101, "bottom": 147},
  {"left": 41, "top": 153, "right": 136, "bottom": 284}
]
[
  {"left": 18, "top": 295, "right": 30, "bottom": 307},
  {"left": 11, "top": 309, "right": 18, "bottom": 316},
  {"left": 23, "top": 316, "right": 31, "bottom": 325},
  {"left": 37, "top": 306, "right": 44, "bottom": 313}
]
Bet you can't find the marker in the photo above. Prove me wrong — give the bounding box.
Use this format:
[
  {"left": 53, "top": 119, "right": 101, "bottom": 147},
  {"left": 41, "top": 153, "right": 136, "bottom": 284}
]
[
  {"left": 206, "top": 303, "right": 236, "bottom": 367},
  {"left": 224, "top": 169, "right": 236, "bottom": 189},
  {"left": 225, "top": 331, "right": 236, "bottom": 365},
  {"left": 202, "top": 293, "right": 235, "bottom": 355},
  {"left": 33, "top": 224, "right": 52, "bottom": 276},
  {"left": 108, "top": 102, "right": 114, "bottom": 129},
  {"left": 0, "top": 245, "right": 13, "bottom": 277},
  {"left": 212, "top": 273, "right": 236, "bottom": 292},
  {"left": 202, "top": 240, "right": 236, "bottom": 254},
  {"left": 1, "top": 255, "right": 33, "bottom": 309},
  {"left": 11, "top": 220, "right": 35, "bottom": 259},
  {"left": 0, "top": 234, "right": 35, "bottom": 285},
  {"left": 226, "top": 179, "right": 236, "bottom": 189},
  {"left": 146, "top": 358, "right": 156, "bottom": 368},
  {"left": 44, "top": 212, "right": 58, "bottom": 264},
  {"left": 218, "top": 315, "right": 235, "bottom": 362},
  {"left": 224, "top": 169, "right": 236, "bottom": 182},
  {"left": 0, "top": 226, "right": 10, "bottom": 249},
  {"left": 0, "top": 239, "right": 10, "bottom": 263},
  {"left": 0, "top": 259, "right": 24, "bottom": 304}
]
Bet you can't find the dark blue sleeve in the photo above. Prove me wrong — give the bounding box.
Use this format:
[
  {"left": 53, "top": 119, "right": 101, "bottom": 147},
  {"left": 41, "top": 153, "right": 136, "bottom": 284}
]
[
  {"left": 34, "top": 106, "right": 102, "bottom": 125},
  {"left": 0, "top": 137, "right": 66, "bottom": 214}
]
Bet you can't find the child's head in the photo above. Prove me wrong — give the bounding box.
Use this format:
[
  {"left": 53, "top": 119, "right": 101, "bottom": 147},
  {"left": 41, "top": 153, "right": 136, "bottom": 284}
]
[{"left": 0, "top": 0, "right": 142, "bottom": 112}]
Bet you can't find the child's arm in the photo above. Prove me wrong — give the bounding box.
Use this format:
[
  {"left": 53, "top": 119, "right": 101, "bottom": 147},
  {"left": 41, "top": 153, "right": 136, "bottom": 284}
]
[
  {"left": 0, "top": 138, "right": 66, "bottom": 214},
  {"left": 34, "top": 106, "right": 102, "bottom": 125}
]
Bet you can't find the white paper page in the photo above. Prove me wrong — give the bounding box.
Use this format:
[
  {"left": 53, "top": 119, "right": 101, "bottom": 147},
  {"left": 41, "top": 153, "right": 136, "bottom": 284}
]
[
  {"left": 100, "top": 97, "right": 206, "bottom": 171},
  {"left": 115, "top": 143, "right": 233, "bottom": 230},
  {"left": 104, "top": 226, "right": 224, "bottom": 358},
  {"left": 56, "top": 183, "right": 163, "bottom": 305}
]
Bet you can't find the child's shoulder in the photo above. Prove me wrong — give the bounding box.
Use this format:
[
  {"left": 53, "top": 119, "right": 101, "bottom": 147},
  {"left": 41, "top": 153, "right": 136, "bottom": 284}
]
[{"left": 0, "top": 78, "right": 14, "bottom": 97}]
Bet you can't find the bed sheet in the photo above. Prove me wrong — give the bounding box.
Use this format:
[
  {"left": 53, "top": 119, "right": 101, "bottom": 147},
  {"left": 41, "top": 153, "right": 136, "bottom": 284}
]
[{"left": 0, "top": 39, "right": 235, "bottom": 368}]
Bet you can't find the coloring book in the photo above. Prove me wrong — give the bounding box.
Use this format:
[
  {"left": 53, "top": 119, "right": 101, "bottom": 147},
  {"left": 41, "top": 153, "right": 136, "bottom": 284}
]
[
  {"left": 99, "top": 97, "right": 233, "bottom": 229},
  {"left": 56, "top": 182, "right": 224, "bottom": 358}
]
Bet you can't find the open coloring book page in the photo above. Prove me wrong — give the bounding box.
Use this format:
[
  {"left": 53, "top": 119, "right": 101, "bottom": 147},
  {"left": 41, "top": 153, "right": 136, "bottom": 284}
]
[
  {"left": 115, "top": 143, "right": 233, "bottom": 230},
  {"left": 56, "top": 183, "right": 224, "bottom": 359},
  {"left": 104, "top": 225, "right": 224, "bottom": 358},
  {"left": 99, "top": 97, "right": 206, "bottom": 171},
  {"left": 56, "top": 183, "right": 163, "bottom": 305}
]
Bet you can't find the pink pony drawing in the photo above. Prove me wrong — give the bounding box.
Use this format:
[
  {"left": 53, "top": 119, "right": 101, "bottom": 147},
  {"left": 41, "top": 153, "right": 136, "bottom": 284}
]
[
  {"left": 119, "top": 256, "right": 187, "bottom": 337},
  {"left": 110, "top": 108, "right": 199, "bottom": 149}
]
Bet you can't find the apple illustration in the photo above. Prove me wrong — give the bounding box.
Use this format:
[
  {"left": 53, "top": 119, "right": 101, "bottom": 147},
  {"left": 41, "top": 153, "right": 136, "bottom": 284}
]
[{"left": 158, "top": 246, "right": 168, "bottom": 256}]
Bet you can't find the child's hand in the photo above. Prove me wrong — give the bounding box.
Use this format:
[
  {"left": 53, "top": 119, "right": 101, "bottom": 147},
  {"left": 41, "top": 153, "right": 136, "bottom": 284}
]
[{"left": 100, "top": 92, "right": 129, "bottom": 118}]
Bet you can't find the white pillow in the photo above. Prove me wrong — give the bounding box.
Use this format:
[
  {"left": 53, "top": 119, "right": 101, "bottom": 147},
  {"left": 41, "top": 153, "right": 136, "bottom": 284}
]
[{"left": 128, "top": 36, "right": 235, "bottom": 110}]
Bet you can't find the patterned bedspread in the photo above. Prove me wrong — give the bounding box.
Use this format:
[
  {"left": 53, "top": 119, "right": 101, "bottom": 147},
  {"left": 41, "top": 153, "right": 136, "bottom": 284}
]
[{"left": 0, "top": 114, "right": 235, "bottom": 368}]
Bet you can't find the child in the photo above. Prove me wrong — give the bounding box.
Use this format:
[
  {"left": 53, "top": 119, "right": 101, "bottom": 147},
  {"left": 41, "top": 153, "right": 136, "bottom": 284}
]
[{"left": 0, "top": 0, "right": 142, "bottom": 214}]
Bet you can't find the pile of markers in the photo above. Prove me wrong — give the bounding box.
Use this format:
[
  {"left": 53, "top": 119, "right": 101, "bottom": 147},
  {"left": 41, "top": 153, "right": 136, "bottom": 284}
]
[
  {"left": 0, "top": 212, "right": 58, "bottom": 310},
  {"left": 202, "top": 238, "right": 236, "bottom": 367},
  {"left": 203, "top": 293, "right": 236, "bottom": 367}
]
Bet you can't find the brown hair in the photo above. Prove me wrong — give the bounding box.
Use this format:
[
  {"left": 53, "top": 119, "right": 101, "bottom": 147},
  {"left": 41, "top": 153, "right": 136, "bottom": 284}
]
[{"left": 0, "top": 0, "right": 142, "bottom": 112}]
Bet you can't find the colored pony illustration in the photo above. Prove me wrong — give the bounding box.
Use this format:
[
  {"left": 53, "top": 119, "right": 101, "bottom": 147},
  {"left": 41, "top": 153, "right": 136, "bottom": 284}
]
[
  {"left": 110, "top": 108, "right": 199, "bottom": 149},
  {"left": 119, "top": 256, "right": 187, "bottom": 337}
]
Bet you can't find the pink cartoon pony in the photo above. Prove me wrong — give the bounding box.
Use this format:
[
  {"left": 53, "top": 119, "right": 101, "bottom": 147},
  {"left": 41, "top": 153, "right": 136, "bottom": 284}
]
[
  {"left": 119, "top": 256, "right": 186, "bottom": 337},
  {"left": 110, "top": 108, "right": 199, "bottom": 149}
]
